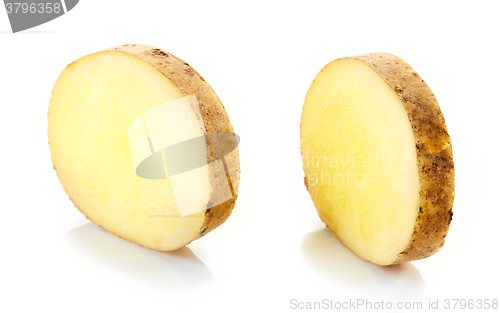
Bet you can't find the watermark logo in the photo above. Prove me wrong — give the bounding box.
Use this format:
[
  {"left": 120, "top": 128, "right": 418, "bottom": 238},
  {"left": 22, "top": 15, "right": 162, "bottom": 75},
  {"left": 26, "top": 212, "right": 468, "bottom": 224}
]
[
  {"left": 128, "top": 95, "right": 240, "bottom": 217},
  {"left": 302, "top": 148, "right": 379, "bottom": 188},
  {"left": 4, "top": 0, "right": 79, "bottom": 33}
]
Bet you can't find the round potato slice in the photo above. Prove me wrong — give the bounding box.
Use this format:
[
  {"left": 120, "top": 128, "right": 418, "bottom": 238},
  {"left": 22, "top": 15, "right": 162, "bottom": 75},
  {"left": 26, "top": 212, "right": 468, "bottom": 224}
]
[
  {"left": 301, "top": 53, "right": 454, "bottom": 265},
  {"left": 48, "top": 44, "right": 240, "bottom": 251}
]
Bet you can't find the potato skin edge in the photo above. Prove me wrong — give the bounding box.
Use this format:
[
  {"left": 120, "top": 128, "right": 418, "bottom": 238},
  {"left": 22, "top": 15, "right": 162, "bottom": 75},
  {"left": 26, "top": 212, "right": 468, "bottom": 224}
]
[{"left": 352, "top": 53, "right": 455, "bottom": 264}]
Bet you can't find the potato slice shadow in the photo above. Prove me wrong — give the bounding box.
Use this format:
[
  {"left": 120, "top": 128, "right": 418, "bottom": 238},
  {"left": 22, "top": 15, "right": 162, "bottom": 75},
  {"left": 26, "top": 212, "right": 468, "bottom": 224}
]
[
  {"left": 301, "top": 228, "right": 426, "bottom": 298},
  {"left": 65, "top": 222, "right": 214, "bottom": 290}
]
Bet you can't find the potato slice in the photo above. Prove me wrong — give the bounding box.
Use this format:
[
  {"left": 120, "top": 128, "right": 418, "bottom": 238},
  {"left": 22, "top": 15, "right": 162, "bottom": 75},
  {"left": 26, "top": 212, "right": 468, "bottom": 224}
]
[
  {"left": 48, "top": 44, "right": 239, "bottom": 251},
  {"left": 301, "top": 53, "right": 454, "bottom": 265}
]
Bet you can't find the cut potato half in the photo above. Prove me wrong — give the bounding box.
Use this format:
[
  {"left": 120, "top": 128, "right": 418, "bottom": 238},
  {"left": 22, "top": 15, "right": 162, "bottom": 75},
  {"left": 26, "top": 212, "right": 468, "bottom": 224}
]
[
  {"left": 49, "top": 44, "right": 239, "bottom": 251},
  {"left": 301, "top": 53, "right": 454, "bottom": 265}
]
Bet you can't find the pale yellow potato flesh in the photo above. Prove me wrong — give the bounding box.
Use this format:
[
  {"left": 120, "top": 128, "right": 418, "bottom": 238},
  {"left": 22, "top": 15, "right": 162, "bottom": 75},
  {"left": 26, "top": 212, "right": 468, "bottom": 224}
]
[
  {"left": 49, "top": 51, "right": 207, "bottom": 251},
  {"left": 301, "top": 58, "right": 421, "bottom": 265}
]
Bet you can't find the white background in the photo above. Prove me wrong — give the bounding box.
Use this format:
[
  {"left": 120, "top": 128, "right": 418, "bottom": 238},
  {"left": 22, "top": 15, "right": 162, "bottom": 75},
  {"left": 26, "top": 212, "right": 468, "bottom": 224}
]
[{"left": 1, "top": 1, "right": 499, "bottom": 312}]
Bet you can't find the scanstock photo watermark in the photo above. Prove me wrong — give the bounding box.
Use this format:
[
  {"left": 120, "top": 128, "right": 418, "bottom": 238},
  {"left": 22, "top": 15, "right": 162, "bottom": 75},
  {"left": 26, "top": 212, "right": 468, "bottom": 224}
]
[
  {"left": 3, "top": 0, "right": 79, "bottom": 33},
  {"left": 302, "top": 148, "right": 379, "bottom": 187},
  {"left": 128, "top": 95, "right": 240, "bottom": 218},
  {"left": 289, "top": 298, "right": 499, "bottom": 310}
]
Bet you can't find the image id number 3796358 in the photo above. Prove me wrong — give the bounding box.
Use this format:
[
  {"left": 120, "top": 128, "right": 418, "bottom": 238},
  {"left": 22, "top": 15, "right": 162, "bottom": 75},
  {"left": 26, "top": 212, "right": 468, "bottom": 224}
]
[
  {"left": 443, "top": 299, "right": 498, "bottom": 310},
  {"left": 5, "top": 2, "right": 62, "bottom": 14}
]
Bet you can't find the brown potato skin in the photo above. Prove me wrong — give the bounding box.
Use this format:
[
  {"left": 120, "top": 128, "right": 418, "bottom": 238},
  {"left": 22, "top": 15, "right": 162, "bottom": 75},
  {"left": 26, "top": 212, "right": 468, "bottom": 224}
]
[
  {"left": 103, "top": 44, "right": 239, "bottom": 245},
  {"left": 352, "top": 53, "right": 454, "bottom": 264}
]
